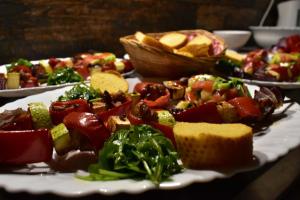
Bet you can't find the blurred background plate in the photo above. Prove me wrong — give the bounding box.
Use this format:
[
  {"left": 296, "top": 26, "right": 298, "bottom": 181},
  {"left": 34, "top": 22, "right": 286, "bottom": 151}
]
[
  {"left": 0, "top": 58, "right": 134, "bottom": 97},
  {"left": 250, "top": 26, "right": 300, "bottom": 48},
  {"left": 238, "top": 78, "right": 300, "bottom": 89}
]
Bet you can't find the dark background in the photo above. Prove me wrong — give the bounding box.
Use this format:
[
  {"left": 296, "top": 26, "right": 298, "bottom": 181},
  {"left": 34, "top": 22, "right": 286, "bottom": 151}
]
[{"left": 0, "top": 0, "right": 286, "bottom": 64}]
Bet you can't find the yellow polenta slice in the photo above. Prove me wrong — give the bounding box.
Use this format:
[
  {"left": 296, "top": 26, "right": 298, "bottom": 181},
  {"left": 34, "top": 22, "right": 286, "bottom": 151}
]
[{"left": 173, "top": 122, "right": 253, "bottom": 169}]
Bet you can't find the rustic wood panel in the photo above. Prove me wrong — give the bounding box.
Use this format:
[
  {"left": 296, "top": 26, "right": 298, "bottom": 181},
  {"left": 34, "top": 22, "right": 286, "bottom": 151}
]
[
  {"left": 0, "top": 0, "right": 282, "bottom": 64},
  {"left": 0, "top": 0, "right": 197, "bottom": 63}
]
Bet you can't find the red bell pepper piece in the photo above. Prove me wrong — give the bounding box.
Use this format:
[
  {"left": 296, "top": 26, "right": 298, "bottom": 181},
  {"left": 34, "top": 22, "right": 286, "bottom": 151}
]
[
  {"left": 127, "top": 111, "right": 176, "bottom": 145},
  {"left": 49, "top": 99, "right": 91, "bottom": 125},
  {"left": 134, "top": 82, "right": 170, "bottom": 108},
  {"left": 10, "top": 65, "right": 32, "bottom": 74},
  {"left": 73, "top": 62, "right": 90, "bottom": 80},
  {"left": 97, "top": 98, "right": 132, "bottom": 122},
  {"left": 143, "top": 91, "right": 170, "bottom": 108},
  {"left": 63, "top": 112, "right": 110, "bottom": 151},
  {"left": 0, "top": 129, "right": 53, "bottom": 165},
  {"left": 173, "top": 102, "right": 223, "bottom": 123},
  {"left": 229, "top": 97, "right": 262, "bottom": 119}
]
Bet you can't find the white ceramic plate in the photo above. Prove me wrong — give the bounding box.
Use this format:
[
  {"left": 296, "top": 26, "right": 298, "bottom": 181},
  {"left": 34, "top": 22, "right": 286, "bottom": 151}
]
[
  {"left": 238, "top": 78, "right": 300, "bottom": 89},
  {"left": 0, "top": 58, "right": 134, "bottom": 97},
  {"left": 0, "top": 78, "right": 300, "bottom": 196}
]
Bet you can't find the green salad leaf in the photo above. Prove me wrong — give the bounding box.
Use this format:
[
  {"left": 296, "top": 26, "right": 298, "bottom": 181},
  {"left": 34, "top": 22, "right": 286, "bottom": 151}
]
[
  {"left": 76, "top": 125, "right": 182, "bottom": 185},
  {"left": 47, "top": 67, "right": 83, "bottom": 86},
  {"left": 58, "top": 83, "right": 100, "bottom": 101}
]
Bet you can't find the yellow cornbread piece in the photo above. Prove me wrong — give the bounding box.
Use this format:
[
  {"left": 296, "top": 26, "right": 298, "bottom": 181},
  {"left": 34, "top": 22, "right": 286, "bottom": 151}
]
[
  {"left": 135, "top": 31, "right": 172, "bottom": 52},
  {"left": 187, "top": 35, "right": 212, "bottom": 46},
  {"left": 159, "top": 32, "right": 187, "bottom": 49},
  {"left": 174, "top": 122, "right": 253, "bottom": 169}
]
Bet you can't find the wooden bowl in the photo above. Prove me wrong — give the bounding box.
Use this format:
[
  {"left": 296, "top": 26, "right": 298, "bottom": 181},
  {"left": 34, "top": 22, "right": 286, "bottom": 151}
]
[{"left": 120, "top": 29, "right": 226, "bottom": 79}]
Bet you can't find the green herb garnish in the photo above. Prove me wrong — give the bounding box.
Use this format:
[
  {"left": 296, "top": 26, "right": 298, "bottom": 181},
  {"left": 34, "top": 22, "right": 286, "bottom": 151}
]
[
  {"left": 58, "top": 83, "right": 100, "bottom": 101},
  {"left": 76, "top": 125, "right": 182, "bottom": 185},
  {"left": 47, "top": 67, "right": 83, "bottom": 86}
]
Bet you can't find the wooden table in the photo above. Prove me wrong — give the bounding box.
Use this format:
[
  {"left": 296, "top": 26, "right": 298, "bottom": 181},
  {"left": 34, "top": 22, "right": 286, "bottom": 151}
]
[{"left": 0, "top": 90, "right": 300, "bottom": 200}]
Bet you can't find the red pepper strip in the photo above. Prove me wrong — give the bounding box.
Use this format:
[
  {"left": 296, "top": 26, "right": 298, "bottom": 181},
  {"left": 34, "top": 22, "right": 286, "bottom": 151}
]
[
  {"left": 97, "top": 98, "right": 132, "bottom": 123},
  {"left": 173, "top": 102, "right": 223, "bottom": 123},
  {"left": 229, "top": 97, "right": 262, "bottom": 119},
  {"left": 0, "top": 129, "right": 53, "bottom": 165},
  {"left": 143, "top": 90, "right": 170, "bottom": 108},
  {"left": 49, "top": 99, "right": 91, "bottom": 125},
  {"left": 63, "top": 112, "right": 110, "bottom": 151},
  {"left": 134, "top": 82, "right": 152, "bottom": 93},
  {"left": 127, "top": 111, "right": 176, "bottom": 146}
]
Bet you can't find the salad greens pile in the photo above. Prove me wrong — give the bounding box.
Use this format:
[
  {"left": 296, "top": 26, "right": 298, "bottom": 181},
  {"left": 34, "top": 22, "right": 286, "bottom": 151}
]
[
  {"left": 77, "top": 125, "right": 182, "bottom": 185},
  {"left": 58, "top": 83, "right": 100, "bottom": 101},
  {"left": 47, "top": 67, "right": 83, "bottom": 86}
]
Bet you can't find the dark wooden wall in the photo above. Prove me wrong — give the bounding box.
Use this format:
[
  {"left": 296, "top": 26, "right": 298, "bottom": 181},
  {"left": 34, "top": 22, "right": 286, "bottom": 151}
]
[{"left": 0, "top": 0, "right": 283, "bottom": 63}]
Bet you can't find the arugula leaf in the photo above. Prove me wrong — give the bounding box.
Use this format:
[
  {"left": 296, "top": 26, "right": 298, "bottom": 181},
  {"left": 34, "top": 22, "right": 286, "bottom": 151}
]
[
  {"left": 47, "top": 67, "right": 83, "bottom": 86},
  {"left": 77, "top": 125, "right": 182, "bottom": 185},
  {"left": 58, "top": 83, "right": 100, "bottom": 101}
]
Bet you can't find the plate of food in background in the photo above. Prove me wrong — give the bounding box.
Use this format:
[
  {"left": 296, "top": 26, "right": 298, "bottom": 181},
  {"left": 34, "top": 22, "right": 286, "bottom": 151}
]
[
  {"left": 216, "top": 35, "right": 300, "bottom": 89},
  {"left": 0, "top": 52, "right": 134, "bottom": 97}
]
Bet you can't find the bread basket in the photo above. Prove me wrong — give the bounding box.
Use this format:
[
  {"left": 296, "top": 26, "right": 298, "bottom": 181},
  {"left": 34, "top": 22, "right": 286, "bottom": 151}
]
[{"left": 120, "top": 29, "right": 226, "bottom": 79}]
